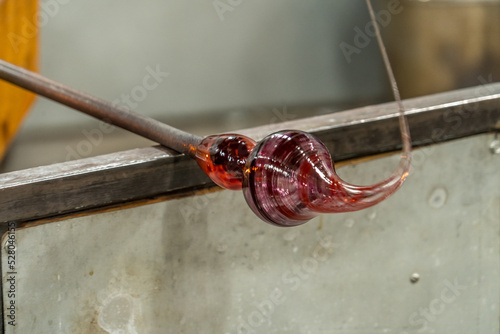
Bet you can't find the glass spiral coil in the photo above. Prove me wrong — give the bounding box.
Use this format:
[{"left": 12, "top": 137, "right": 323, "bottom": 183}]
[{"left": 195, "top": 129, "right": 411, "bottom": 227}]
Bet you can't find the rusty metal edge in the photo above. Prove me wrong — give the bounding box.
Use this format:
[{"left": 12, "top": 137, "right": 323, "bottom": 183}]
[{"left": 1, "top": 83, "right": 499, "bottom": 224}]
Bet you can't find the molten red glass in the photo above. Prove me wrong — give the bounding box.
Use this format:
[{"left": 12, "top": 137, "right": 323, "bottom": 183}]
[
  {"left": 195, "top": 134, "right": 256, "bottom": 190},
  {"left": 195, "top": 130, "right": 411, "bottom": 227},
  {"left": 242, "top": 130, "right": 409, "bottom": 226}
]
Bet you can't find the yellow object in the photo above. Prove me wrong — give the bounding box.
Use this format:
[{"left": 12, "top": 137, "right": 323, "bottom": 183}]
[{"left": 0, "top": 0, "right": 38, "bottom": 160}]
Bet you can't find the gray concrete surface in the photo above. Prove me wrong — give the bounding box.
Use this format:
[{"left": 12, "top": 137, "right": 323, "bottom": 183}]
[{"left": 3, "top": 133, "right": 499, "bottom": 333}]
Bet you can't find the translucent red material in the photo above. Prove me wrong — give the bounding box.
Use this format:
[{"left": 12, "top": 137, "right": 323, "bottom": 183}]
[
  {"left": 195, "top": 130, "right": 410, "bottom": 227},
  {"left": 242, "top": 130, "right": 410, "bottom": 226},
  {"left": 195, "top": 134, "right": 256, "bottom": 190}
]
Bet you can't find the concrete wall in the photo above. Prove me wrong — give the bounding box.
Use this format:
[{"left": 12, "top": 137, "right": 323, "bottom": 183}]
[{"left": 4, "top": 134, "right": 499, "bottom": 333}]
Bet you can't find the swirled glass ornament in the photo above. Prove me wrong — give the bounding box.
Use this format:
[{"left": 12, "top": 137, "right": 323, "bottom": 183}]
[{"left": 195, "top": 128, "right": 411, "bottom": 227}]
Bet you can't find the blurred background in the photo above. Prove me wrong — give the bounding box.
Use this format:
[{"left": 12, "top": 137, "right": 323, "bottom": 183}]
[{"left": 1, "top": 0, "right": 499, "bottom": 172}]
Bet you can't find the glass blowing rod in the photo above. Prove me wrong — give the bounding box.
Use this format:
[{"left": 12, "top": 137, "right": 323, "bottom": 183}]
[{"left": 0, "top": 58, "right": 202, "bottom": 156}]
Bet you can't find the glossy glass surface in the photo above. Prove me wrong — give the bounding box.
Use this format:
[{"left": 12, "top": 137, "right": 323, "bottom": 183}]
[
  {"left": 242, "top": 131, "right": 410, "bottom": 226},
  {"left": 195, "top": 134, "right": 256, "bottom": 190},
  {"left": 196, "top": 130, "right": 410, "bottom": 227}
]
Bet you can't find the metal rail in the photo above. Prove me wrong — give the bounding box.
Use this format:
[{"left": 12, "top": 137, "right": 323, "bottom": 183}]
[{"left": 0, "top": 83, "right": 499, "bottom": 224}]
